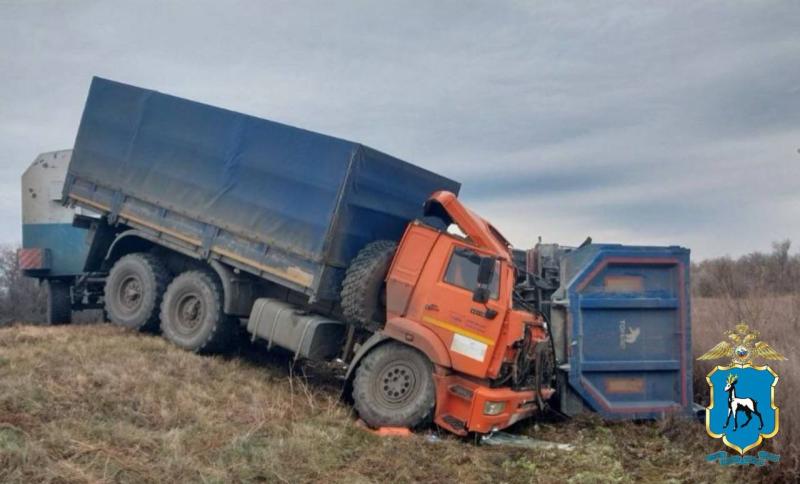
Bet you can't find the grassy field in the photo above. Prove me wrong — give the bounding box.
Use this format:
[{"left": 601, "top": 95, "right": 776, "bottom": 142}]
[{"left": 0, "top": 296, "right": 795, "bottom": 483}]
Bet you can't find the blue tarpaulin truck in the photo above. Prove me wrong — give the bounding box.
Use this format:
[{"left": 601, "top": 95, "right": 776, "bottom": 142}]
[{"left": 20, "top": 77, "right": 693, "bottom": 432}]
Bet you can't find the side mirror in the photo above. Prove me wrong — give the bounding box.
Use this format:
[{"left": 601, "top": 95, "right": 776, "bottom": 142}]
[
  {"left": 477, "top": 256, "right": 495, "bottom": 285},
  {"left": 472, "top": 256, "right": 495, "bottom": 303}
]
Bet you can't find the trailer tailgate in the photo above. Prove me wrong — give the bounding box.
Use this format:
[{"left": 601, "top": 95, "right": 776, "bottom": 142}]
[{"left": 557, "top": 244, "right": 692, "bottom": 418}]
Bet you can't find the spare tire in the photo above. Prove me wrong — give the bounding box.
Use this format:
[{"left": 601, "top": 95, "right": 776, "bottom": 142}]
[{"left": 341, "top": 240, "right": 397, "bottom": 329}]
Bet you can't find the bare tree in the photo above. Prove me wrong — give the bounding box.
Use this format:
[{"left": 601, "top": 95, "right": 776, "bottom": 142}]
[
  {"left": 0, "top": 245, "right": 47, "bottom": 325},
  {"left": 693, "top": 239, "right": 799, "bottom": 298}
]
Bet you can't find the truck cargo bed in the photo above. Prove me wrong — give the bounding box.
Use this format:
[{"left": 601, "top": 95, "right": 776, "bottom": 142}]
[{"left": 65, "top": 78, "right": 459, "bottom": 301}]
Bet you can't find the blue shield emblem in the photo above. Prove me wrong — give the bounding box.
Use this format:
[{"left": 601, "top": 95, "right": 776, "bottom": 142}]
[{"left": 706, "top": 365, "right": 779, "bottom": 454}]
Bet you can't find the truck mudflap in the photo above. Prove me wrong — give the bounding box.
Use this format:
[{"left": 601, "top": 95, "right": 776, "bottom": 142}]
[{"left": 553, "top": 244, "right": 692, "bottom": 419}]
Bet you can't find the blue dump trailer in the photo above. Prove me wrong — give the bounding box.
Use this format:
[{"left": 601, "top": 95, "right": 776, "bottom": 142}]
[
  {"left": 518, "top": 243, "right": 693, "bottom": 419},
  {"left": 20, "top": 77, "right": 693, "bottom": 426}
]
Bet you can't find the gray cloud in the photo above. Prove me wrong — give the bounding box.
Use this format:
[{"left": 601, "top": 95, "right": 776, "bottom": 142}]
[{"left": 1, "top": 1, "right": 798, "bottom": 259}]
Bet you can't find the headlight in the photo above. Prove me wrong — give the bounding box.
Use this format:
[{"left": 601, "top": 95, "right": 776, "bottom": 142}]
[{"left": 483, "top": 401, "right": 506, "bottom": 415}]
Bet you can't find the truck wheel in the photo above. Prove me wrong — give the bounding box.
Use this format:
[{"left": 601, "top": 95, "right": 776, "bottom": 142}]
[
  {"left": 104, "top": 253, "right": 169, "bottom": 332},
  {"left": 160, "top": 270, "right": 233, "bottom": 353},
  {"left": 352, "top": 342, "right": 435, "bottom": 428},
  {"left": 341, "top": 240, "right": 397, "bottom": 329},
  {"left": 45, "top": 280, "right": 71, "bottom": 325}
]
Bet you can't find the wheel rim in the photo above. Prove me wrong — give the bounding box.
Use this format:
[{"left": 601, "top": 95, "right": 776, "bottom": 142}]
[
  {"left": 376, "top": 362, "right": 418, "bottom": 407},
  {"left": 118, "top": 275, "right": 143, "bottom": 314},
  {"left": 173, "top": 292, "right": 205, "bottom": 335}
]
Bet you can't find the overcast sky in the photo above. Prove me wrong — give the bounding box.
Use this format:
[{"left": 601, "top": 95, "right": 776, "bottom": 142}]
[{"left": 2, "top": 1, "right": 799, "bottom": 259}]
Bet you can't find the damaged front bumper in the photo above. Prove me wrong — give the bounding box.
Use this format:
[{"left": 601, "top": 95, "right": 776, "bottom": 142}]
[{"left": 433, "top": 373, "right": 554, "bottom": 435}]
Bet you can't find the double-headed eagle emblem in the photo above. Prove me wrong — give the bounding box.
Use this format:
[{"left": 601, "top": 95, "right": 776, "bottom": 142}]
[{"left": 698, "top": 322, "right": 786, "bottom": 365}]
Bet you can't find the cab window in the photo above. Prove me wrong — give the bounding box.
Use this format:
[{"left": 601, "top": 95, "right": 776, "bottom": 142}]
[{"left": 443, "top": 247, "right": 500, "bottom": 299}]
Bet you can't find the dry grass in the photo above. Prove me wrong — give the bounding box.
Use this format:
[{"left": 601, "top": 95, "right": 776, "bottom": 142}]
[
  {"left": 0, "top": 324, "right": 741, "bottom": 483},
  {"left": 693, "top": 296, "right": 799, "bottom": 481}
]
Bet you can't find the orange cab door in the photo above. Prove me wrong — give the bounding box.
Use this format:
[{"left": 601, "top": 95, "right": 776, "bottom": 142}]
[{"left": 415, "top": 239, "right": 507, "bottom": 379}]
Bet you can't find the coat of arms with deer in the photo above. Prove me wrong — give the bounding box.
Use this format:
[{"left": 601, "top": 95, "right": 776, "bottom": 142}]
[{"left": 698, "top": 323, "right": 785, "bottom": 458}]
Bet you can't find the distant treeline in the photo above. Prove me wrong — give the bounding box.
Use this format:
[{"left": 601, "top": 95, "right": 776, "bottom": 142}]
[{"left": 692, "top": 240, "right": 799, "bottom": 297}]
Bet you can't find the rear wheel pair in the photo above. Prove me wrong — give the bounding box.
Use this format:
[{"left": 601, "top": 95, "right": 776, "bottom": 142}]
[{"left": 104, "top": 253, "right": 233, "bottom": 352}]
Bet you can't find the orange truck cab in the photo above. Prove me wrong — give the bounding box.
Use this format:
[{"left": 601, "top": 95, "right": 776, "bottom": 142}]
[{"left": 346, "top": 191, "right": 552, "bottom": 435}]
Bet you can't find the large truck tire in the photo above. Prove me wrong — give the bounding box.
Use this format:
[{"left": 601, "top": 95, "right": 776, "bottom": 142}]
[
  {"left": 160, "top": 270, "right": 234, "bottom": 354},
  {"left": 104, "top": 253, "right": 169, "bottom": 332},
  {"left": 44, "top": 280, "right": 71, "bottom": 325},
  {"left": 352, "top": 342, "right": 435, "bottom": 428},
  {"left": 341, "top": 240, "right": 397, "bottom": 329}
]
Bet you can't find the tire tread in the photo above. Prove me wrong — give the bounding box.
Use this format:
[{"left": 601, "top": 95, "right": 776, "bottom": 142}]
[
  {"left": 104, "top": 252, "right": 169, "bottom": 332},
  {"left": 160, "top": 270, "right": 235, "bottom": 353},
  {"left": 45, "top": 280, "right": 71, "bottom": 325},
  {"left": 351, "top": 342, "right": 435, "bottom": 428}
]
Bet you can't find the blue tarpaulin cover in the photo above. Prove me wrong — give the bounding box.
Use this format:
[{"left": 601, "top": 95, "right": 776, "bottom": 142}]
[{"left": 68, "top": 77, "right": 460, "bottom": 300}]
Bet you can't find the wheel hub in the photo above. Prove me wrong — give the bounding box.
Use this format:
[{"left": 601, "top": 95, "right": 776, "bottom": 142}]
[
  {"left": 119, "top": 276, "right": 143, "bottom": 310},
  {"left": 175, "top": 293, "right": 204, "bottom": 332},
  {"left": 378, "top": 363, "right": 416, "bottom": 405}
]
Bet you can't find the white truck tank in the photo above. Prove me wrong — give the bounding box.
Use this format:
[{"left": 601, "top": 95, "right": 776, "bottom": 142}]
[{"left": 20, "top": 150, "right": 88, "bottom": 276}]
